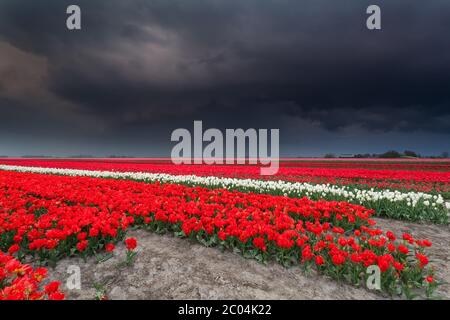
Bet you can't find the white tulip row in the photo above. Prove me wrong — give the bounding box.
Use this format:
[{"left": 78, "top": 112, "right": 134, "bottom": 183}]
[{"left": 2, "top": 163, "right": 449, "bottom": 207}]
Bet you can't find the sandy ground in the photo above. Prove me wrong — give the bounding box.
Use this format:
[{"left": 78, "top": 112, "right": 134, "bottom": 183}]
[{"left": 44, "top": 216, "right": 450, "bottom": 300}]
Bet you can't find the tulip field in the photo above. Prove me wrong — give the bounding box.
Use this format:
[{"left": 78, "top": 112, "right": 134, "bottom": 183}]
[{"left": 0, "top": 158, "right": 449, "bottom": 300}]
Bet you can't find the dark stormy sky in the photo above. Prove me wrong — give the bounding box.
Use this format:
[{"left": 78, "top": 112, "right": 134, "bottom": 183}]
[{"left": 0, "top": 0, "right": 449, "bottom": 157}]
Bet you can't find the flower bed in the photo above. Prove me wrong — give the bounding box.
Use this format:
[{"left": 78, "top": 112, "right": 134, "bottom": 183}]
[
  {"left": 0, "top": 251, "right": 64, "bottom": 300},
  {"left": 1, "top": 165, "right": 447, "bottom": 223},
  {"left": 0, "top": 170, "right": 438, "bottom": 298},
  {"left": 1, "top": 159, "right": 448, "bottom": 196}
]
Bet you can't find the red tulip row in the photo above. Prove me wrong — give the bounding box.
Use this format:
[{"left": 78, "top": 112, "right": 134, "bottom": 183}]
[
  {"left": 3, "top": 158, "right": 449, "bottom": 170},
  {"left": 0, "top": 170, "right": 437, "bottom": 298},
  {"left": 1, "top": 159, "right": 448, "bottom": 196},
  {"left": 0, "top": 250, "right": 64, "bottom": 300},
  {"left": 278, "top": 161, "right": 450, "bottom": 171}
]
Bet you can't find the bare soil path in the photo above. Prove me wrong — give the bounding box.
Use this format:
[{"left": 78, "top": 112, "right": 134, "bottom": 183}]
[{"left": 45, "top": 218, "right": 449, "bottom": 300}]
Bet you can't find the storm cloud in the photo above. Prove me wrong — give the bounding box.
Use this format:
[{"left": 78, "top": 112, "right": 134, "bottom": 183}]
[{"left": 0, "top": 0, "right": 449, "bottom": 156}]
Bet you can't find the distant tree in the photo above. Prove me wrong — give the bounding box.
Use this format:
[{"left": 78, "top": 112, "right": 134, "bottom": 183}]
[
  {"left": 324, "top": 153, "right": 336, "bottom": 158},
  {"left": 379, "top": 150, "right": 402, "bottom": 158},
  {"left": 441, "top": 152, "right": 449, "bottom": 159}
]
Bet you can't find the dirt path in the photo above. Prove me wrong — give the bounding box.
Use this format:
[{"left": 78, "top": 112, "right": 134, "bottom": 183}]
[{"left": 44, "top": 217, "right": 449, "bottom": 300}]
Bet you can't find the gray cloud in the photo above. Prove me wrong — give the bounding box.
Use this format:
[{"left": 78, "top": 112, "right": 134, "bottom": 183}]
[{"left": 0, "top": 0, "right": 449, "bottom": 155}]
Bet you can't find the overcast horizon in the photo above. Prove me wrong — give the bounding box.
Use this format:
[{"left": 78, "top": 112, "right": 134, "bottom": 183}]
[{"left": 1, "top": 0, "right": 449, "bottom": 157}]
